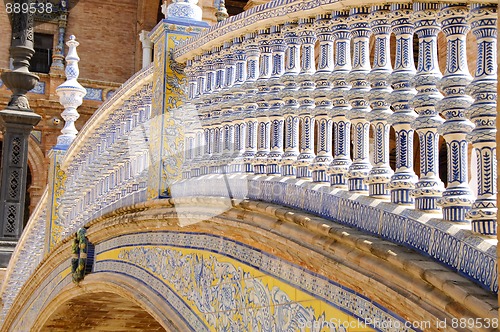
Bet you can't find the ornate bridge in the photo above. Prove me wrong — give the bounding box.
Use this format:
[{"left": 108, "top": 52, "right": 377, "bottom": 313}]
[{"left": 0, "top": 0, "right": 498, "bottom": 331}]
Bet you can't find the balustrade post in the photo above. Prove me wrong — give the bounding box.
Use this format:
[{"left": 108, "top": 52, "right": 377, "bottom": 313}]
[
  {"left": 295, "top": 18, "right": 317, "bottom": 179},
  {"left": 267, "top": 25, "right": 286, "bottom": 175},
  {"left": 311, "top": 14, "right": 334, "bottom": 183},
  {"left": 366, "top": 5, "right": 394, "bottom": 198},
  {"left": 229, "top": 37, "right": 247, "bottom": 173},
  {"left": 200, "top": 115, "right": 212, "bottom": 175},
  {"left": 220, "top": 42, "right": 236, "bottom": 173},
  {"left": 346, "top": 7, "right": 372, "bottom": 192},
  {"left": 328, "top": 10, "right": 352, "bottom": 188},
  {"left": 209, "top": 109, "right": 223, "bottom": 174},
  {"left": 411, "top": 3, "right": 445, "bottom": 212},
  {"left": 242, "top": 33, "right": 260, "bottom": 173},
  {"left": 437, "top": 4, "right": 474, "bottom": 222},
  {"left": 466, "top": 4, "right": 497, "bottom": 235},
  {"left": 280, "top": 21, "right": 301, "bottom": 177},
  {"left": 387, "top": 3, "right": 418, "bottom": 204},
  {"left": 254, "top": 29, "right": 272, "bottom": 175}
]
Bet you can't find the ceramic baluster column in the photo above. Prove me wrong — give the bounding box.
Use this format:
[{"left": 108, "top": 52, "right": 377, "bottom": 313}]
[
  {"left": 254, "top": 29, "right": 272, "bottom": 175},
  {"left": 411, "top": 3, "right": 444, "bottom": 212},
  {"left": 295, "top": 18, "right": 317, "bottom": 179},
  {"left": 280, "top": 21, "right": 301, "bottom": 177},
  {"left": 437, "top": 4, "right": 474, "bottom": 222},
  {"left": 200, "top": 114, "right": 212, "bottom": 176},
  {"left": 230, "top": 37, "right": 247, "bottom": 173},
  {"left": 209, "top": 109, "right": 223, "bottom": 174},
  {"left": 191, "top": 127, "right": 204, "bottom": 178},
  {"left": 466, "top": 4, "right": 497, "bottom": 235},
  {"left": 242, "top": 32, "right": 260, "bottom": 173},
  {"left": 267, "top": 25, "right": 286, "bottom": 175},
  {"left": 328, "top": 10, "right": 352, "bottom": 188},
  {"left": 220, "top": 42, "right": 236, "bottom": 173},
  {"left": 346, "top": 7, "right": 372, "bottom": 192},
  {"left": 387, "top": 3, "right": 418, "bottom": 204},
  {"left": 366, "top": 5, "right": 394, "bottom": 198},
  {"left": 311, "top": 14, "right": 334, "bottom": 183}
]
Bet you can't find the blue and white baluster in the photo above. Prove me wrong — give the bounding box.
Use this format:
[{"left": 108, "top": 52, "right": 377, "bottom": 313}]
[
  {"left": 182, "top": 60, "right": 196, "bottom": 179},
  {"left": 311, "top": 14, "right": 334, "bottom": 184},
  {"left": 466, "top": 4, "right": 497, "bottom": 236},
  {"left": 242, "top": 32, "right": 260, "bottom": 173},
  {"left": 267, "top": 25, "right": 286, "bottom": 175},
  {"left": 411, "top": 3, "right": 444, "bottom": 212},
  {"left": 220, "top": 41, "right": 236, "bottom": 173},
  {"left": 437, "top": 4, "right": 474, "bottom": 222},
  {"left": 387, "top": 3, "right": 418, "bottom": 204},
  {"left": 254, "top": 29, "right": 272, "bottom": 175},
  {"left": 192, "top": 56, "right": 206, "bottom": 177},
  {"left": 229, "top": 37, "right": 247, "bottom": 173},
  {"left": 366, "top": 5, "right": 394, "bottom": 198},
  {"left": 328, "top": 10, "right": 352, "bottom": 189},
  {"left": 209, "top": 47, "right": 225, "bottom": 174},
  {"left": 295, "top": 18, "right": 317, "bottom": 179},
  {"left": 280, "top": 21, "right": 301, "bottom": 177},
  {"left": 346, "top": 7, "right": 372, "bottom": 192},
  {"left": 200, "top": 113, "right": 212, "bottom": 176}
]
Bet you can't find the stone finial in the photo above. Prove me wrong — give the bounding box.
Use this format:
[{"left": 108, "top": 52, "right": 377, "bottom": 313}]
[
  {"left": 55, "top": 35, "right": 87, "bottom": 149},
  {"left": 161, "top": 0, "right": 203, "bottom": 22}
]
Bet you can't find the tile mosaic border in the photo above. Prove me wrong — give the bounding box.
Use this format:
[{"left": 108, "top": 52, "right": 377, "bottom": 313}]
[{"left": 96, "top": 232, "right": 419, "bottom": 332}]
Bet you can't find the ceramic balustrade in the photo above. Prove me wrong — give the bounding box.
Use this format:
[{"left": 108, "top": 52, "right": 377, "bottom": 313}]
[{"left": 176, "top": 2, "right": 497, "bottom": 236}]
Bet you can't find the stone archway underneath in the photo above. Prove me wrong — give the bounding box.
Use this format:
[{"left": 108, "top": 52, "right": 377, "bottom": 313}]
[{"left": 40, "top": 291, "right": 165, "bottom": 331}]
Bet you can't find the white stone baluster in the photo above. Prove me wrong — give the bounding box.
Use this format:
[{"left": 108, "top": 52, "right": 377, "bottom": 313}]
[
  {"left": 221, "top": 41, "right": 236, "bottom": 173},
  {"left": 411, "top": 3, "right": 444, "bottom": 212},
  {"left": 242, "top": 32, "right": 260, "bottom": 173},
  {"left": 388, "top": 4, "right": 418, "bottom": 204},
  {"left": 229, "top": 37, "right": 247, "bottom": 173},
  {"left": 311, "top": 13, "right": 334, "bottom": 183},
  {"left": 254, "top": 29, "right": 272, "bottom": 175},
  {"left": 346, "top": 7, "right": 372, "bottom": 192},
  {"left": 328, "top": 10, "right": 352, "bottom": 189},
  {"left": 466, "top": 4, "right": 497, "bottom": 236},
  {"left": 55, "top": 35, "right": 87, "bottom": 149},
  {"left": 280, "top": 21, "right": 301, "bottom": 177},
  {"left": 267, "top": 25, "right": 286, "bottom": 175},
  {"left": 366, "top": 5, "right": 394, "bottom": 198},
  {"left": 295, "top": 18, "right": 317, "bottom": 179},
  {"left": 437, "top": 3, "right": 474, "bottom": 222}
]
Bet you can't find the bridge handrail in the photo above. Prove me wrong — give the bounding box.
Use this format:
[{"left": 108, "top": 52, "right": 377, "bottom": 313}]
[{"left": 0, "top": 188, "right": 48, "bottom": 321}]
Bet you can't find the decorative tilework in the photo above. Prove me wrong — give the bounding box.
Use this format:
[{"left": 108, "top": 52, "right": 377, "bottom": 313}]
[
  {"left": 29, "top": 81, "right": 45, "bottom": 94},
  {"left": 83, "top": 87, "right": 103, "bottom": 101},
  {"left": 172, "top": 175, "right": 498, "bottom": 293},
  {"left": 148, "top": 22, "right": 199, "bottom": 199},
  {"left": 95, "top": 232, "right": 416, "bottom": 332}
]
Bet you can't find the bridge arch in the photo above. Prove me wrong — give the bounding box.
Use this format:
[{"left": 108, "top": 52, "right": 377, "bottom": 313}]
[
  {"left": 32, "top": 273, "right": 187, "bottom": 331},
  {"left": 3, "top": 197, "right": 495, "bottom": 331}
]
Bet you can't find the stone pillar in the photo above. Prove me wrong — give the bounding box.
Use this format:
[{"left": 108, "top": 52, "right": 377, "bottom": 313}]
[
  {"left": 329, "top": 10, "right": 352, "bottom": 189},
  {"left": 139, "top": 30, "right": 153, "bottom": 69},
  {"left": 147, "top": 1, "right": 209, "bottom": 199},
  {"left": 346, "top": 7, "right": 372, "bottom": 192},
  {"left": 411, "top": 3, "right": 445, "bottom": 212},
  {"left": 466, "top": 4, "right": 498, "bottom": 236},
  {"left": 366, "top": 5, "right": 394, "bottom": 198},
  {"left": 45, "top": 36, "right": 86, "bottom": 252},
  {"left": 0, "top": 9, "right": 41, "bottom": 266},
  {"left": 437, "top": 3, "right": 474, "bottom": 222}
]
